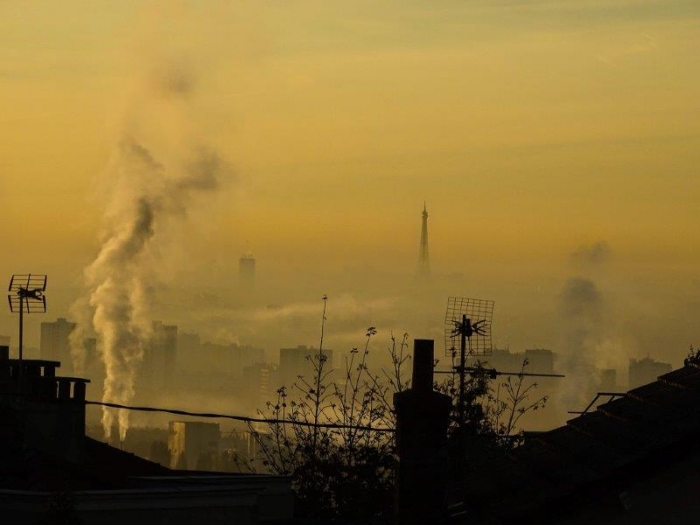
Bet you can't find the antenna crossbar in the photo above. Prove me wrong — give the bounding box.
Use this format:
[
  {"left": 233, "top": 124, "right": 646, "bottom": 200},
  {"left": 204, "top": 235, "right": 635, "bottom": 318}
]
[
  {"left": 7, "top": 273, "right": 48, "bottom": 389},
  {"left": 435, "top": 367, "right": 564, "bottom": 379},
  {"left": 443, "top": 296, "right": 495, "bottom": 432}
]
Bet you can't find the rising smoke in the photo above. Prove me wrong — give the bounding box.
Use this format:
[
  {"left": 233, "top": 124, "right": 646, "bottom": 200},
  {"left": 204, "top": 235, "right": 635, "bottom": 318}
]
[
  {"left": 555, "top": 241, "right": 629, "bottom": 411},
  {"left": 557, "top": 277, "right": 605, "bottom": 409},
  {"left": 69, "top": 63, "right": 229, "bottom": 442},
  {"left": 571, "top": 241, "right": 612, "bottom": 266}
]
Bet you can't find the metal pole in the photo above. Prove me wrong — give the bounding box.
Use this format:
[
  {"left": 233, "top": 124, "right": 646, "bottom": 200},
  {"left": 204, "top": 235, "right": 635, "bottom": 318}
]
[
  {"left": 18, "top": 295, "right": 23, "bottom": 392},
  {"left": 19, "top": 296, "right": 23, "bottom": 361},
  {"left": 459, "top": 314, "right": 466, "bottom": 429}
]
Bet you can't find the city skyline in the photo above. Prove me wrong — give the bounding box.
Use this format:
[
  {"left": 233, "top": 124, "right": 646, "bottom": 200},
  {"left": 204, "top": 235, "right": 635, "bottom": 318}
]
[
  {"left": 0, "top": 0, "right": 698, "bottom": 439},
  {"left": 2, "top": 3, "right": 699, "bottom": 522}
]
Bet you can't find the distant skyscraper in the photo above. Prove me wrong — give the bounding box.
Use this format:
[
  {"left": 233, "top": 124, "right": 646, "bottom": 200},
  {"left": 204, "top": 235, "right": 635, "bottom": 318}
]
[
  {"left": 142, "top": 321, "right": 178, "bottom": 390},
  {"left": 239, "top": 253, "right": 256, "bottom": 289},
  {"left": 40, "top": 318, "right": 76, "bottom": 373},
  {"left": 417, "top": 203, "right": 431, "bottom": 280},
  {"left": 629, "top": 357, "right": 672, "bottom": 389},
  {"left": 168, "top": 421, "right": 220, "bottom": 470},
  {"left": 279, "top": 345, "right": 334, "bottom": 389}
]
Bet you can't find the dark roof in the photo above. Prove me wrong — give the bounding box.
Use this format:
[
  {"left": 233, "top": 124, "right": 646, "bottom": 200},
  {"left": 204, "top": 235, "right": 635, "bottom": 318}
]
[
  {"left": 0, "top": 436, "right": 170, "bottom": 492},
  {"left": 79, "top": 437, "right": 171, "bottom": 486},
  {"left": 461, "top": 363, "right": 700, "bottom": 523},
  {"left": 0, "top": 432, "right": 277, "bottom": 493}
]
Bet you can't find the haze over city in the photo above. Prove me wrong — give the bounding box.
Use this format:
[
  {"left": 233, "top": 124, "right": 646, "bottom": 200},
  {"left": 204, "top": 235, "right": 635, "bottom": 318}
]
[
  {"left": 1, "top": 0, "right": 699, "bottom": 430},
  {"left": 3, "top": 2, "right": 700, "bottom": 523}
]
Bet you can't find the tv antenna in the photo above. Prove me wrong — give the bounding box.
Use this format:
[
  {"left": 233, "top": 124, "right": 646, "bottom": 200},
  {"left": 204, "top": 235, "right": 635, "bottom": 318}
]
[
  {"left": 8, "top": 274, "right": 47, "bottom": 380},
  {"left": 444, "top": 297, "right": 494, "bottom": 428}
]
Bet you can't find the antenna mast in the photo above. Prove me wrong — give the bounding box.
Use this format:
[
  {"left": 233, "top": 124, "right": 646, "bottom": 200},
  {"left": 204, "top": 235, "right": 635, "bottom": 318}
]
[
  {"left": 444, "top": 297, "right": 494, "bottom": 428},
  {"left": 7, "top": 274, "right": 47, "bottom": 390}
]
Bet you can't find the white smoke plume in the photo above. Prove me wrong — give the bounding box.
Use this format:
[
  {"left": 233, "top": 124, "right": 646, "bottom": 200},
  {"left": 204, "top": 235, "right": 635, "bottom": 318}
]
[
  {"left": 555, "top": 242, "right": 630, "bottom": 412},
  {"left": 69, "top": 63, "right": 229, "bottom": 442},
  {"left": 556, "top": 277, "right": 605, "bottom": 410}
]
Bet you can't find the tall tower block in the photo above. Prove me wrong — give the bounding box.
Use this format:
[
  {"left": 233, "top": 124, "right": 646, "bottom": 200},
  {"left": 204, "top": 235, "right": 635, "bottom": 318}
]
[
  {"left": 417, "top": 203, "right": 431, "bottom": 280},
  {"left": 239, "top": 253, "right": 256, "bottom": 290}
]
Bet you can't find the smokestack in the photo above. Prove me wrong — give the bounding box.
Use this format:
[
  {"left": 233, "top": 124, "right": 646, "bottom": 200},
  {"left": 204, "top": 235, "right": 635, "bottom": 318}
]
[
  {"left": 412, "top": 339, "right": 434, "bottom": 393},
  {"left": 394, "top": 339, "right": 451, "bottom": 525}
]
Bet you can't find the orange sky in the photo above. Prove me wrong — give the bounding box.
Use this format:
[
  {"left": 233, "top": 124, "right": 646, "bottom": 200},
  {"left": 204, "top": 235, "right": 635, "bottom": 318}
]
[{"left": 0, "top": 1, "right": 699, "bottom": 361}]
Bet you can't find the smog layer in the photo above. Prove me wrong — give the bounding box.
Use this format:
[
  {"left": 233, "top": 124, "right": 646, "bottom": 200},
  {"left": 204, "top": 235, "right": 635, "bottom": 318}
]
[{"left": 0, "top": 2, "right": 699, "bottom": 435}]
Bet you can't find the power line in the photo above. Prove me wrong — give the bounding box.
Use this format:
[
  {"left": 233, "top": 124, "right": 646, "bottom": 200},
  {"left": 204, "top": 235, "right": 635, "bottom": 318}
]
[{"left": 86, "top": 400, "right": 396, "bottom": 433}]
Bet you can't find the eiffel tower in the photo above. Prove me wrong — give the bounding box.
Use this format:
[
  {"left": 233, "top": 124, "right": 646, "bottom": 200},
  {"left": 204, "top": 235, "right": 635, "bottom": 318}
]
[{"left": 416, "top": 203, "right": 431, "bottom": 281}]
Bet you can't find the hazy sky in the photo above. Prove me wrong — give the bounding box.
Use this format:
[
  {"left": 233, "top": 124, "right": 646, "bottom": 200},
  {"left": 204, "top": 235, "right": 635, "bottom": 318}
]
[{"left": 1, "top": 1, "right": 699, "bottom": 368}]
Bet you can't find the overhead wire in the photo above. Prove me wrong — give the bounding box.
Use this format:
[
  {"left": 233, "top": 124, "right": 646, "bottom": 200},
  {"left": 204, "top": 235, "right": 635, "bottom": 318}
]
[{"left": 86, "top": 400, "right": 396, "bottom": 433}]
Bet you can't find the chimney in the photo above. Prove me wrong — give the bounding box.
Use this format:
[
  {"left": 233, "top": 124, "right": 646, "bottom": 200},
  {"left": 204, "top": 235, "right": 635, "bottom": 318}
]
[
  {"left": 411, "top": 339, "right": 434, "bottom": 393},
  {"left": 0, "top": 340, "right": 92, "bottom": 464},
  {"left": 393, "top": 339, "right": 452, "bottom": 525}
]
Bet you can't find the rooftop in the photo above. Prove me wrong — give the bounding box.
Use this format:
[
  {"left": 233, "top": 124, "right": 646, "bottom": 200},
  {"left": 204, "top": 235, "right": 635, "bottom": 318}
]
[{"left": 460, "top": 363, "right": 700, "bottom": 523}]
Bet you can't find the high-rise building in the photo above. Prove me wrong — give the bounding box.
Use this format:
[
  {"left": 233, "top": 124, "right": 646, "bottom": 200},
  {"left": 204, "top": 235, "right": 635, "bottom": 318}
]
[
  {"left": 524, "top": 349, "right": 555, "bottom": 374},
  {"left": 483, "top": 348, "right": 557, "bottom": 376},
  {"left": 168, "top": 421, "right": 220, "bottom": 471},
  {"left": 40, "top": 318, "right": 76, "bottom": 374},
  {"left": 416, "top": 203, "right": 431, "bottom": 280},
  {"left": 240, "top": 362, "right": 277, "bottom": 413},
  {"left": 629, "top": 357, "right": 672, "bottom": 389},
  {"left": 279, "top": 345, "right": 333, "bottom": 390},
  {"left": 142, "top": 321, "right": 178, "bottom": 390},
  {"left": 599, "top": 368, "right": 617, "bottom": 391},
  {"left": 177, "top": 331, "right": 201, "bottom": 373},
  {"left": 232, "top": 343, "right": 264, "bottom": 371},
  {"left": 239, "top": 253, "right": 256, "bottom": 289}
]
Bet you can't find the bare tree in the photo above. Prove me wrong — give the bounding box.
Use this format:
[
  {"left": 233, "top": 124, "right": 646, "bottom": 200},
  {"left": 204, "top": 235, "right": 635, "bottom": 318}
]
[
  {"left": 488, "top": 358, "right": 548, "bottom": 439},
  {"left": 242, "top": 298, "right": 548, "bottom": 522},
  {"left": 240, "top": 299, "right": 397, "bottom": 522}
]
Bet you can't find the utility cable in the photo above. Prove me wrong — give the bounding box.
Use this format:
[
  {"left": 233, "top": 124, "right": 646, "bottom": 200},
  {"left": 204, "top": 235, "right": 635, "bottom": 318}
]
[{"left": 85, "top": 400, "right": 396, "bottom": 433}]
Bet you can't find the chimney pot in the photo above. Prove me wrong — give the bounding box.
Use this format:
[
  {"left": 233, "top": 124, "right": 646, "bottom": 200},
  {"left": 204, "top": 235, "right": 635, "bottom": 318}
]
[
  {"left": 58, "top": 379, "right": 71, "bottom": 400},
  {"left": 74, "top": 381, "right": 86, "bottom": 402},
  {"left": 412, "top": 339, "right": 434, "bottom": 393}
]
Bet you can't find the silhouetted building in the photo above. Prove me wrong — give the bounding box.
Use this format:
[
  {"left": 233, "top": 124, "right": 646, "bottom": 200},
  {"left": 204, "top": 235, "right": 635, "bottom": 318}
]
[
  {"left": 168, "top": 421, "right": 220, "bottom": 471},
  {"left": 177, "top": 331, "right": 201, "bottom": 372},
  {"left": 629, "top": 357, "right": 672, "bottom": 389},
  {"left": 0, "top": 345, "right": 293, "bottom": 524},
  {"left": 200, "top": 341, "right": 234, "bottom": 373},
  {"left": 480, "top": 348, "right": 559, "bottom": 430},
  {"left": 524, "top": 348, "right": 555, "bottom": 374},
  {"left": 240, "top": 362, "right": 278, "bottom": 411},
  {"left": 233, "top": 343, "right": 264, "bottom": 370},
  {"left": 279, "top": 345, "right": 333, "bottom": 389},
  {"left": 40, "top": 317, "right": 75, "bottom": 374},
  {"left": 177, "top": 333, "right": 264, "bottom": 379},
  {"left": 239, "top": 253, "right": 256, "bottom": 289},
  {"left": 141, "top": 321, "right": 177, "bottom": 391},
  {"left": 485, "top": 348, "right": 557, "bottom": 375},
  {"left": 194, "top": 341, "right": 264, "bottom": 376}
]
